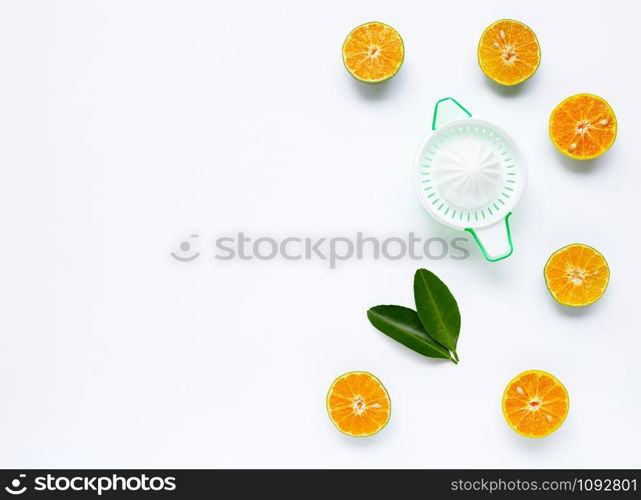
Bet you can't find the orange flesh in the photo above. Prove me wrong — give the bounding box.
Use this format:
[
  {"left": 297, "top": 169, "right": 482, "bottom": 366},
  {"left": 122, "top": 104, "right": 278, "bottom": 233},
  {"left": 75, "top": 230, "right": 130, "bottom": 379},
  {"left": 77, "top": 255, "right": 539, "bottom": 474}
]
[
  {"left": 549, "top": 94, "right": 617, "bottom": 159},
  {"left": 503, "top": 370, "right": 569, "bottom": 438},
  {"left": 478, "top": 20, "right": 540, "bottom": 86},
  {"left": 342, "top": 22, "right": 404, "bottom": 83},
  {"left": 545, "top": 244, "right": 609, "bottom": 306},
  {"left": 326, "top": 372, "right": 390, "bottom": 436}
]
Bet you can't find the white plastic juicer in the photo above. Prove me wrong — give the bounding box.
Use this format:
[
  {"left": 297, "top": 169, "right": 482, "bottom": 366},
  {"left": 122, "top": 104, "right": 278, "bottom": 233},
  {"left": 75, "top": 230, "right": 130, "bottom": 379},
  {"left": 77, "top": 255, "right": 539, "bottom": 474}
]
[{"left": 414, "top": 97, "right": 527, "bottom": 261}]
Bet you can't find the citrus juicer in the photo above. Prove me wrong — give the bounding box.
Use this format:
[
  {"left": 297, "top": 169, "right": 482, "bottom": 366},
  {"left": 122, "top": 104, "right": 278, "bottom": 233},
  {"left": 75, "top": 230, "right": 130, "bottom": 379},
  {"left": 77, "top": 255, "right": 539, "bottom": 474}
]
[{"left": 413, "top": 98, "right": 527, "bottom": 261}]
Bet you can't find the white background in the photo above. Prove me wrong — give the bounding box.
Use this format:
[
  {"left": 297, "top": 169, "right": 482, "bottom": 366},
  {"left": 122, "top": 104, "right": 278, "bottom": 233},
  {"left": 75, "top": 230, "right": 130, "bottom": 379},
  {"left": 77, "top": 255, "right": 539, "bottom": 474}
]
[{"left": 1, "top": 0, "right": 639, "bottom": 468}]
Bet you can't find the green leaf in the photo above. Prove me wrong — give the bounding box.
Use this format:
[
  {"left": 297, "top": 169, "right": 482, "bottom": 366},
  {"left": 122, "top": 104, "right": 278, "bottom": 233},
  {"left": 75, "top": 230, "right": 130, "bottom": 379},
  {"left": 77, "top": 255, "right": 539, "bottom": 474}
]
[
  {"left": 413, "top": 269, "right": 461, "bottom": 355},
  {"left": 367, "top": 305, "right": 454, "bottom": 362}
]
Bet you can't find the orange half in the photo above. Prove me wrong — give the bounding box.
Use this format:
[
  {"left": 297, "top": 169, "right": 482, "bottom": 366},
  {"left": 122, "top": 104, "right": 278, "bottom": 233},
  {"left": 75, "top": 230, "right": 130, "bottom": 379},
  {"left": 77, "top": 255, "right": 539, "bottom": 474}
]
[
  {"left": 502, "top": 370, "right": 569, "bottom": 438},
  {"left": 478, "top": 19, "right": 540, "bottom": 86},
  {"left": 342, "top": 22, "right": 404, "bottom": 83},
  {"left": 544, "top": 243, "right": 609, "bottom": 307},
  {"left": 549, "top": 94, "right": 617, "bottom": 159},
  {"left": 326, "top": 371, "right": 391, "bottom": 437}
]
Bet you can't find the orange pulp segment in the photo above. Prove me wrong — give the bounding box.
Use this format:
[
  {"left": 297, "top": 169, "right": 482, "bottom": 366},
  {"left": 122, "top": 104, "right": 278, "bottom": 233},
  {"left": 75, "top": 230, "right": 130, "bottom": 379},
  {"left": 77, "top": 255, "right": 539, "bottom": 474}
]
[
  {"left": 549, "top": 94, "right": 617, "bottom": 159},
  {"left": 502, "top": 370, "right": 569, "bottom": 438},
  {"left": 544, "top": 243, "right": 609, "bottom": 307},
  {"left": 326, "top": 371, "right": 391, "bottom": 436},
  {"left": 342, "top": 22, "right": 404, "bottom": 83},
  {"left": 478, "top": 19, "right": 540, "bottom": 86}
]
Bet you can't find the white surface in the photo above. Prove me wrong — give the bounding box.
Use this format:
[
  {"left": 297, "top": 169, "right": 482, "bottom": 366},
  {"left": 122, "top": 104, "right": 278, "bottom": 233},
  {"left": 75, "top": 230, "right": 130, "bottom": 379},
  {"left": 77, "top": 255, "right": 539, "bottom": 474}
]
[{"left": 0, "top": 0, "right": 639, "bottom": 468}]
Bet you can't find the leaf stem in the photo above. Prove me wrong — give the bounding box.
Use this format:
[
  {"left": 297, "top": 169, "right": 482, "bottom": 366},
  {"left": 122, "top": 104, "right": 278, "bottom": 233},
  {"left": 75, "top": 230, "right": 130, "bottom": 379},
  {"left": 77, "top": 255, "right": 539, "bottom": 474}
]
[{"left": 451, "top": 350, "right": 459, "bottom": 363}]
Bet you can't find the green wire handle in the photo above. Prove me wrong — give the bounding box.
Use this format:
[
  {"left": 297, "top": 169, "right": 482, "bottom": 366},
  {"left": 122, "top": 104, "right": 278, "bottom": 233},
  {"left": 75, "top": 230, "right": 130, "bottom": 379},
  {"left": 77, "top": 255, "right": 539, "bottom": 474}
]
[
  {"left": 465, "top": 213, "right": 514, "bottom": 262},
  {"left": 431, "top": 97, "right": 472, "bottom": 130}
]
